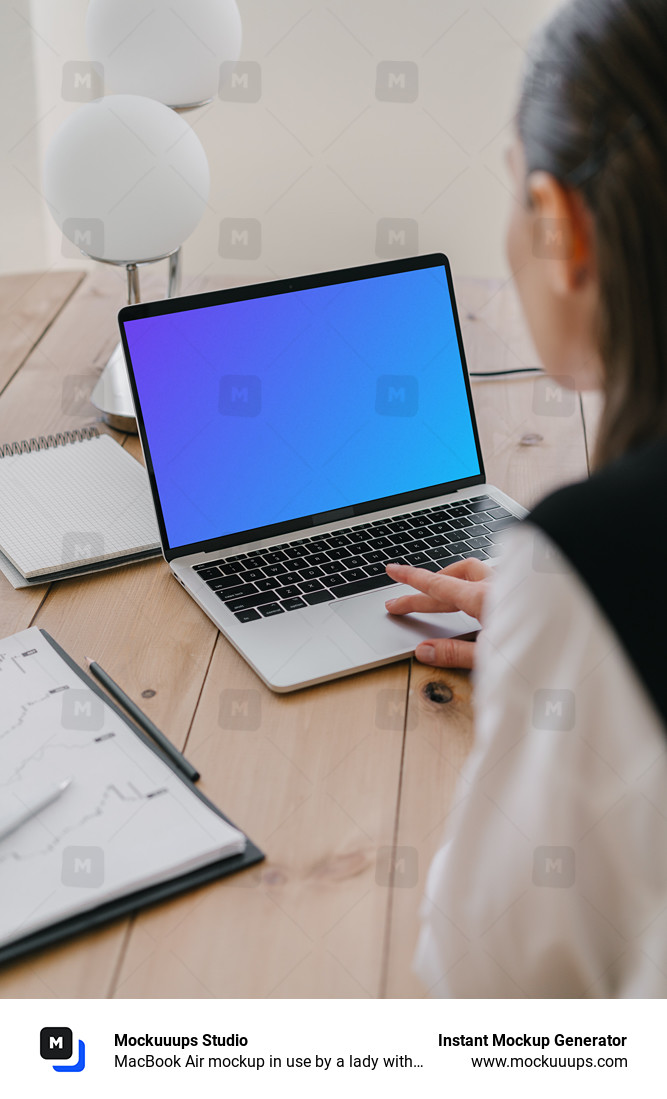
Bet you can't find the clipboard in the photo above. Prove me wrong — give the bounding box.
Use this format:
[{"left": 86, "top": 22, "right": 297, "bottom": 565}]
[{"left": 0, "top": 630, "right": 264, "bottom": 967}]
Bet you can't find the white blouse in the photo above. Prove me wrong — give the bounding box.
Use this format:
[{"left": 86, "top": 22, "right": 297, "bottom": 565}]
[{"left": 413, "top": 522, "right": 667, "bottom": 997}]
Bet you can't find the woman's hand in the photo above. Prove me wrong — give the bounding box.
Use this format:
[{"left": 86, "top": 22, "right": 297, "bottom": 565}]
[{"left": 384, "top": 557, "right": 491, "bottom": 669}]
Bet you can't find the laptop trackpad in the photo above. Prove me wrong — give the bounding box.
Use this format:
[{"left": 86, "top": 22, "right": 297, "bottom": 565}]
[{"left": 332, "top": 585, "right": 479, "bottom": 656}]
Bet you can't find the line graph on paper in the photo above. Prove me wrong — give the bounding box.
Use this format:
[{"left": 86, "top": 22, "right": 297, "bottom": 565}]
[
  {"left": 0, "top": 628, "right": 245, "bottom": 950},
  {"left": 0, "top": 638, "right": 170, "bottom": 859}
]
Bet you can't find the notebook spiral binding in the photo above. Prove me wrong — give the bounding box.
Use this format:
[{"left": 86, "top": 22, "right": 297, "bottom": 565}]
[{"left": 0, "top": 425, "right": 99, "bottom": 458}]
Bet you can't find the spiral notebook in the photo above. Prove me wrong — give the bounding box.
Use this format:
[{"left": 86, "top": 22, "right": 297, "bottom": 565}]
[{"left": 0, "top": 427, "right": 161, "bottom": 587}]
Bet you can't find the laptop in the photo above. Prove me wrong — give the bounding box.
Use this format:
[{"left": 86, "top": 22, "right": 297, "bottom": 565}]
[{"left": 119, "top": 253, "right": 526, "bottom": 692}]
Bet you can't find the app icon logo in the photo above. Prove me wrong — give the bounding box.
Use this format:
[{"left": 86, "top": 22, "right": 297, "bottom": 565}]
[{"left": 40, "top": 1027, "right": 86, "bottom": 1072}]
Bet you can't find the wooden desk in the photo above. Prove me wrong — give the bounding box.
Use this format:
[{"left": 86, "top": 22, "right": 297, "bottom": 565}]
[{"left": 0, "top": 268, "right": 600, "bottom": 998}]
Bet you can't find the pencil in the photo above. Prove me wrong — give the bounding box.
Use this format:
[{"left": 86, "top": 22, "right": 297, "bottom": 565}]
[
  {"left": 0, "top": 778, "right": 72, "bottom": 842},
  {"left": 85, "top": 658, "right": 200, "bottom": 783}
]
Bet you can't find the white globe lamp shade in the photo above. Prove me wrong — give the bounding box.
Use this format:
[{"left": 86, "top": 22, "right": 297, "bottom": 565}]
[
  {"left": 43, "top": 95, "right": 210, "bottom": 264},
  {"left": 85, "top": 0, "right": 242, "bottom": 108}
]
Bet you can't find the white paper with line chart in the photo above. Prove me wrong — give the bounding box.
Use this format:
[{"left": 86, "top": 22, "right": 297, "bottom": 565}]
[{"left": 0, "top": 627, "right": 245, "bottom": 949}]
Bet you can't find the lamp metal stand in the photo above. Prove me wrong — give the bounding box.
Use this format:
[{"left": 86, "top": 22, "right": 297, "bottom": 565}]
[{"left": 90, "top": 247, "right": 181, "bottom": 433}]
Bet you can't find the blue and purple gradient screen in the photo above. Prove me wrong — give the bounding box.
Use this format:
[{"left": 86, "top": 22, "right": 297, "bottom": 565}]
[{"left": 123, "top": 265, "right": 481, "bottom": 551}]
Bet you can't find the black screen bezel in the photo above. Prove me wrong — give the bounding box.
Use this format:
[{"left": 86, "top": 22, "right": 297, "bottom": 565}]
[{"left": 118, "top": 252, "right": 486, "bottom": 562}]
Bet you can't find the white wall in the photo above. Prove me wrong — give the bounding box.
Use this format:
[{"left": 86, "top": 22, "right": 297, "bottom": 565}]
[
  {"left": 1, "top": 2, "right": 50, "bottom": 271},
  {"left": 2, "top": 0, "right": 562, "bottom": 282}
]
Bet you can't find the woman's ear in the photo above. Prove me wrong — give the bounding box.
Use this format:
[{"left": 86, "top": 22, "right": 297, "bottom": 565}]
[{"left": 526, "top": 170, "right": 596, "bottom": 295}]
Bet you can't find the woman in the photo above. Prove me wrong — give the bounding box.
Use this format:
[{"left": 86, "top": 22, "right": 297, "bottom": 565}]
[{"left": 385, "top": 0, "right": 667, "bottom": 996}]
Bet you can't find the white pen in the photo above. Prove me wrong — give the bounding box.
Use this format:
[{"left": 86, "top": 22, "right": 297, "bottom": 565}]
[{"left": 0, "top": 778, "right": 73, "bottom": 842}]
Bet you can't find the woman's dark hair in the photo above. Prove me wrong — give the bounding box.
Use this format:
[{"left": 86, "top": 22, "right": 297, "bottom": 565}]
[{"left": 517, "top": 0, "right": 667, "bottom": 467}]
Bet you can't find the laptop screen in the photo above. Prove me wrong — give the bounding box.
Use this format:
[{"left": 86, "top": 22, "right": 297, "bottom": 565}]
[{"left": 121, "top": 257, "right": 483, "bottom": 556}]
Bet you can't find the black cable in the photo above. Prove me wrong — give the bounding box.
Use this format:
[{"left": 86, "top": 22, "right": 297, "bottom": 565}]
[{"left": 468, "top": 367, "right": 544, "bottom": 378}]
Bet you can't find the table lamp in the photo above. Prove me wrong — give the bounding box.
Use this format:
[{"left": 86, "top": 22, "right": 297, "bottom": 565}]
[
  {"left": 43, "top": 94, "right": 210, "bottom": 431},
  {"left": 42, "top": 0, "right": 242, "bottom": 432},
  {"left": 85, "top": 0, "right": 242, "bottom": 109}
]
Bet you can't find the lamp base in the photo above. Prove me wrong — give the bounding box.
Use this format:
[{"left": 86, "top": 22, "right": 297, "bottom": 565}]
[
  {"left": 88, "top": 249, "right": 181, "bottom": 434},
  {"left": 90, "top": 342, "right": 138, "bottom": 434}
]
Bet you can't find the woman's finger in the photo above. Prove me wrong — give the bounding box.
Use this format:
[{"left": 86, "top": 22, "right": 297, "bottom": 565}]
[
  {"left": 385, "top": 592, "right": 442, "bottom": 615},
  {"left": 439, "top": 557, "right": 491, "bottom": 581},
  {"left": 385, "top": 562, "right": 488, "bottom": 621},
  {"left": 385, "top": 557, "right": 491, "bottom": 615},
  {"left": 414, "top": 637, "right": 477, "bottom": 669},
  {"left": 385, "top": 562, "right": 449, "bottom": 596}
]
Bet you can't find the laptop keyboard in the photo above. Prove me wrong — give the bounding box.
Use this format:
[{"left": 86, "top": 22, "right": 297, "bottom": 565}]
[{"left": 192, "top": 495, "right": 518, "bottom": 624}]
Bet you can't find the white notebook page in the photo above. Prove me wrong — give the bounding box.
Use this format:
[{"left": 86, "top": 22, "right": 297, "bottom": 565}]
[
  {"left": 0, "top": 627, "right": 246, "bottom": 949},
  {"left": 0, "top": 434, "right": 160, "bottom": 577}
]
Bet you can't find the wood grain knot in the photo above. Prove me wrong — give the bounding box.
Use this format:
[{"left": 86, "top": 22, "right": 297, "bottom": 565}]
[
  {"left": 423, "top": 681, "right": 454, "bottom": 704},
  {"left": 310, "top": 850, "right": 370, "bottom": 883},
  {"left": 141, "top": 689, "right": 156, "bottom": 698},
  {"left": 519, "top": 432, "right": 544, "bottom": 446}
]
